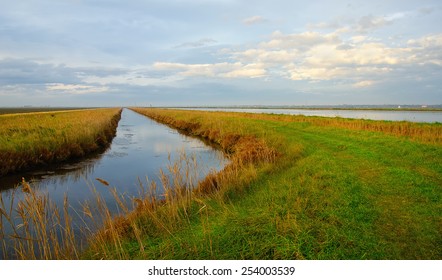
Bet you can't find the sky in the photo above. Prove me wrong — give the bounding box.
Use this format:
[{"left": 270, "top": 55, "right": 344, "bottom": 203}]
[{"left": 0, "top": 0, "right": 441, "bottom": 107}]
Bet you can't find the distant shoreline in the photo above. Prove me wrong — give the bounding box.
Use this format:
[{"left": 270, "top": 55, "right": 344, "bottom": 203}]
[{"left": 166, "top": 106, "right": 442, "bottom": 112}]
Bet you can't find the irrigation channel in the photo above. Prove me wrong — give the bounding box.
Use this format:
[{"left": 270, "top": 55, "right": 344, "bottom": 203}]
[{"left": 0, "top": 108, "right": 228, "bottom": 258}]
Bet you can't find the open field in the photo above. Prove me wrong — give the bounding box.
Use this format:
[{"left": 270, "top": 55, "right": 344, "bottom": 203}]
[
  {"left": 81, "top": 108, "right": 440, "bottom": 260},
  {"left": 0, "top": 108, "right": 122, "bottom": 176}
]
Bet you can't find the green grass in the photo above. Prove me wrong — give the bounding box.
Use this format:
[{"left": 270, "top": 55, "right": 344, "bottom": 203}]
[{"left": 82, "top": 108, "right": 440, "bottom": 260}]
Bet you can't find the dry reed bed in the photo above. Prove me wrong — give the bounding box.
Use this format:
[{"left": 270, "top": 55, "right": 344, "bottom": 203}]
[{"left": 0, "top": 108, "right": 122, "bottom": 176}]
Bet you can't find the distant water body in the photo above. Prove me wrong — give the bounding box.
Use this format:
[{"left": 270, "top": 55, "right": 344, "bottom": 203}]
[{"left": 177, "top": 108, "right": 442, "bottom": 123}]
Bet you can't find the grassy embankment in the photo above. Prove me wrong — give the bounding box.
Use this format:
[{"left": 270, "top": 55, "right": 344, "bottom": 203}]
[
  {"left": 0, "top": 108, "right": 122, "bottom": 176},
  {"left": 0, "top": 107, "right": 88, "bottom": 115},
  {"left": 82, "top": 108, "right": 441, "bottom": 260}
]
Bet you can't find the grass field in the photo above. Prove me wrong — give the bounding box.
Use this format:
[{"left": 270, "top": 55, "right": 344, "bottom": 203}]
[
  {"left": 0, "top": 108, "right": 122, "bottom": 176},
  {"left": 1, "top": 108, "right": 440, "bottom": 259},
  {"left": 80, "top": 108, "right": 440, "bottom": 260}
]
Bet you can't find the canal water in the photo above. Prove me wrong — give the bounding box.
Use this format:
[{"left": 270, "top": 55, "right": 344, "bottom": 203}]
[
  {"left": 179, "top": 108, "right": 442, "bottom": 123},
  {"left": 0, "top": 108, "right": 227, "bottom": 257}
]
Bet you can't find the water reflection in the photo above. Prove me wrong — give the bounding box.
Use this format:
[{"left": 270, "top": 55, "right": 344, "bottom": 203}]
[{"left": 0, "top": 155, "right": 103, "bottom": 197}]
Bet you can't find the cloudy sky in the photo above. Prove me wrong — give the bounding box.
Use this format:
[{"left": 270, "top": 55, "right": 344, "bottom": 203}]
[{"left": 0, "top": 0, "right": 441, "bottom": 107}]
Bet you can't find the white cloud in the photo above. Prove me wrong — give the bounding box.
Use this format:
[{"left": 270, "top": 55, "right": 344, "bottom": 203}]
[
  {"left": 259, "top": 31, "right": 341, "bottom": 50},
  {"left": 231, "top": 48, "right": 298, "bottom": 64},
  {"left": 148, "top": 28, "right": 442, "bottom": 88},
  {"left": 222, "top": 64, "right": 266, "bottom": 78},
  {"left": 406, "top": 34, "right": 442, "bottom": 66},
  {"left": 243, "top": 16, "right": 267, "bottom": 25},
  {"left": 385, "top": 12, "right": 408, "bottom": 21},
  {"left": 174, "top": 38, "right": 217, "bottom": 48},
  {"left": 307, "top": 20, "right": 342, "bottom": 30},
  {"left": 228, "top": 30, "right": 407, "bottom": 83},
  {"left": 153, "top": 62, "right": 266, "bottom": 79},
  {"left": 46, "top": 83, "right": 109, "bottom": 94},
  {"left": 288, "top": 66, "right": 351, "bottom": 81},
  {"left": 350, "top": 36, "right": 367, "bottom": 43},
  {"left": 353, "top": 80, "right": 375, "bottom": 88},
  {"left": 407, "top": 34, "right": 442, "bottom": 48},
  {"left": 308, "top": 13, "right": 410, "bottom": 35},
  {"left": 357, "top": 15, "right": 392, "bottom": 33},
  {"left": 83, "top": 72, "right": 183, "bottom": 87}
]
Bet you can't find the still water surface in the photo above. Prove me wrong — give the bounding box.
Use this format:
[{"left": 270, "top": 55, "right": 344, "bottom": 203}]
[{"left": 0, "top": 109, "right": 227, "bottom": 256}]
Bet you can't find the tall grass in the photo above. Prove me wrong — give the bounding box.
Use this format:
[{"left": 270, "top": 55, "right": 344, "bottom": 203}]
[
  {"left": 0, "top": 178, "right": 78, "bottom": 259},
  {"left": 0, "top": 108, "right": 122, "bottom": 176}
]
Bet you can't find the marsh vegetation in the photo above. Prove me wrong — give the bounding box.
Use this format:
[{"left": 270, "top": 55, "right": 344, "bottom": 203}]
[{"left": 0, "top": 108, "right": 122, "bottom": 176}]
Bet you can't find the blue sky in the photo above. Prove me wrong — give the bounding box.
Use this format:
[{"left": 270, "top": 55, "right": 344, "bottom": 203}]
[{"left": 0, "top": 0, "right": 441, "bottom": 106}]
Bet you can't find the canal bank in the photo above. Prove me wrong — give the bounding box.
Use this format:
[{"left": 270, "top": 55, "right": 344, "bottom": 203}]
[{"left": 0, "top": 108, "right": 228, "bottom": 259}]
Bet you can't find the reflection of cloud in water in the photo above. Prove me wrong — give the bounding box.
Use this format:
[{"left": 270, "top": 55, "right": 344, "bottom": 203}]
[
  {"left": 105, "top": 151, "right": 129, "bottom": 158},
  {"left": 184, "top": 137, "right": 211, "bottom": 150},
  {"left": 113, "top": 137, "right": 131, "bottom": 146},
  {"left": 153, "top": 142, "right": 174, "bottom": 154}
]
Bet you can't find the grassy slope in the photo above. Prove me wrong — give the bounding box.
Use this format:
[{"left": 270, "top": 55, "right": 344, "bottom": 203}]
[
  {"left": 93, "top": 109, "right": 442, "bottom": 260},
  {"left": 0, "top": 108, "right": 122, "bottom": 176}
]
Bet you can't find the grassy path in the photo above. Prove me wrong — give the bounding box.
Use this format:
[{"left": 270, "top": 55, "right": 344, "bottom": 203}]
[{"left": 78, "top": 108, "right": 440, "bottom": 259}]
